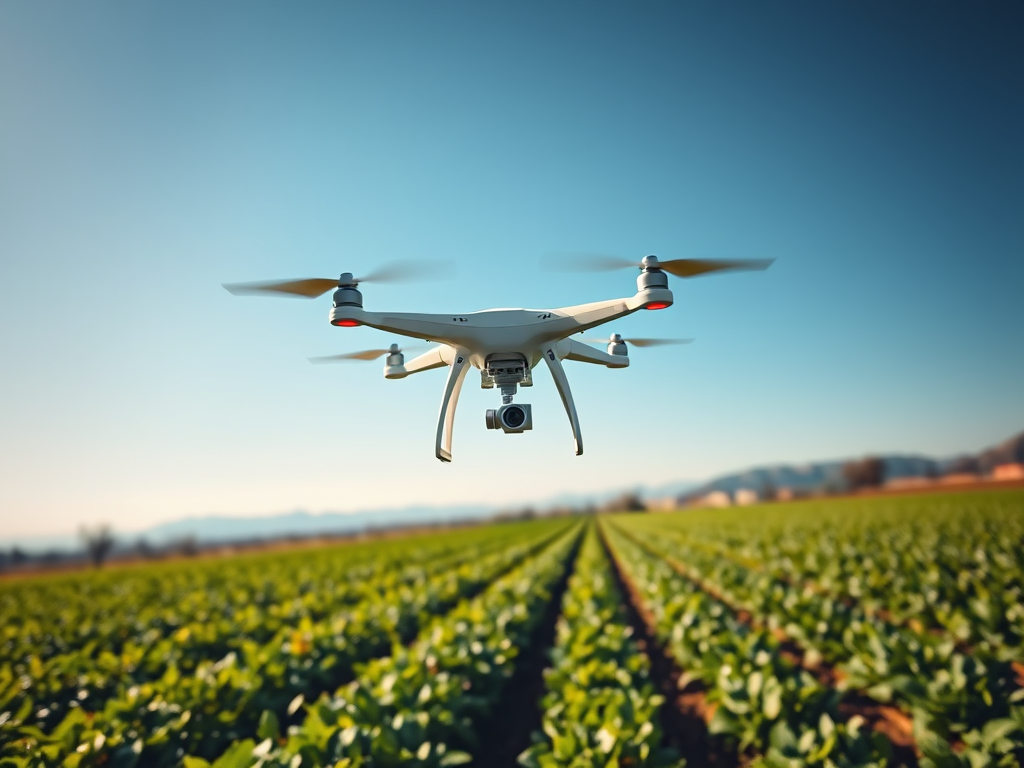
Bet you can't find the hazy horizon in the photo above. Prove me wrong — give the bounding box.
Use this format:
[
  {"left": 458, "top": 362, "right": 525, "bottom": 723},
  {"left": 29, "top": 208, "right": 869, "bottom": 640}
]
[{"left": 5, "top": 429, "right": 1020, "bottom": 552}]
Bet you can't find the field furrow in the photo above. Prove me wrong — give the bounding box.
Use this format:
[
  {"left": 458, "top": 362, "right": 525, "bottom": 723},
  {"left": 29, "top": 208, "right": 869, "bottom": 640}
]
[
  {"left": 0, "top": 520, "right": 572, "bottom": 766},
  {"left": 614, "top": 510, "right": 1024, "bottom": 766},
  {"left": 518, "top": 522, "right": 681, "bottom": 768},
  {"left": 3, "top": 491, "right": 1023, "bottom": 768},
  {"left": 603, "top": 520, "right": 905, "bottom": 768},
  {"left": 190, "top": 521, "right": 584, "bottom": 767},
  {"left": 597, "top": 521, "right": 729, "bottom": 768},
  {"left": 636, "top": 493, "right": 1024, "bottom": 660}
]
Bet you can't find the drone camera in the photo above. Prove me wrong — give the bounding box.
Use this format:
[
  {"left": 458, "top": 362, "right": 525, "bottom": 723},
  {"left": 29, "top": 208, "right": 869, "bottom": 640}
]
[{"left": 485, "top": 404, "right": 533, "bottom": 434}]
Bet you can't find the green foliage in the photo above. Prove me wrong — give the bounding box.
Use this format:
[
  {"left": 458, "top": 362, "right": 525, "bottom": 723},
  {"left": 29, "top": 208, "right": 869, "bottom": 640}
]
[
  {"left": 519, "top": 525, "right": 681, "bottom": 768},
  {"left": 612, "top": 490, "right": 1024, "bottom": 764},
  {"left": 197, "top": 522, "right": 585, "bottom": 767},
  {"left": 0, "top": 519, "right": 571, "bottom": 766},
  {"left": 4, "top": 491, "right": 1023, "bottom": 766},
  {"left": 604, "top": 522, "right": 888, "bottom": 766}
]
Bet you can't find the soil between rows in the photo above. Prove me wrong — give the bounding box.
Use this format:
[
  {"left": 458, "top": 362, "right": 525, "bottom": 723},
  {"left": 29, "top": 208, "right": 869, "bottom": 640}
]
[
  {"left": 469, "top": 529, "right": 583, "bottom": 767},
  {"left": 597, "top": 520, "right": 736, "bottom": 768},
  {"left": 610, "top": 522, "right": 921, "bottom": 767}
]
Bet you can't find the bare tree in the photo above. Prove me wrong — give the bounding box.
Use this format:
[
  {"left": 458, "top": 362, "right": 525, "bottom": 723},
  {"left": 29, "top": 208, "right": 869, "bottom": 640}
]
[
  {"left": 601, "top": 492, "right": 646, "bottom": 513},
  {"left": 80, "top": 524, "right": 116, "bottom": 568},
  {"left": 134, "top": 537, "right": 158, "bottom": 560},
  {"left": 842, "top": 457, "right": 885, "bottom": 491},
  {"left": 175, "top": 535, "right": 200, "bottom": 557}
]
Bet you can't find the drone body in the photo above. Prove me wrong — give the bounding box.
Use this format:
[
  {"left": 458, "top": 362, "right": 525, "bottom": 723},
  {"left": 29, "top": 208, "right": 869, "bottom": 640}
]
[{"left": 226, "top": 254, "right": 771, "bottom": 462}]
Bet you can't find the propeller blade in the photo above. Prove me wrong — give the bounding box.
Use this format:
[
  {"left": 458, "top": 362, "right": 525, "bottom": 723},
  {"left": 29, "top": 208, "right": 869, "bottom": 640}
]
[
  {"left": 356, "top": 259, "right": 457, "bottom": 284},
  {"left": 222, "top": 277, "right": 338, "bottom": 298},
  {"left": 581, "top": 336, "right": 694, "bottom": 348},
  {"left": 308, "top": 343, "right": 424, "bottom": 364},
  {"left": 658, "top": 258, "right": 775, "bottom": 278},
  {"left": 224, "top": 260, "right": 455, "bottom": 298},
  {"left": 540, "top": 252, "right": 638, "bottom": 272},
  {"left": 625, "top": 337, "right": 694, "bottom": 348},
  {"left": 541, "top": 252, "right": 775, "bottom": 278},
  {"left": 308, "top": 349, "right": 391, "bottom": 363}
]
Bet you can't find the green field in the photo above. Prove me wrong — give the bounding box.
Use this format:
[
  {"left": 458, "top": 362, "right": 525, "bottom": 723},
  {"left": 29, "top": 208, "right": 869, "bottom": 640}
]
[{"left": 2, "top": 491, "right": 1023, "bottom": 767}]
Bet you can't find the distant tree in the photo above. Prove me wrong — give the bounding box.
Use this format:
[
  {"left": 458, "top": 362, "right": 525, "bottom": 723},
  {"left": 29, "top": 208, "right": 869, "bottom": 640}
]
[
  {"left": 493, "top": 507, "right": 537, "bottom": 523},
  {"left": 80, "top": 524, "right": 116, "bottom": 568},
  {"left": 944, "top": 456, "right": 979, "bottom": 476},
  {"left": 760, "top": 478, "right": 778, "bottom": 502},
  {"left": 602, "top": 493, "right": 646, "bottom": 513},
  {"left": 11, "top": 547, "right": 27, "bottom": 566},
  {"left": 134, "top": 537, "right": 157, "bottom": 560},
  {"left": 175, "top": 535, "right": 200, "bottom": 557},
  {"left": 40, "top": 550, "right": 63, "bottom": 565},
  {"left": 842, "top": 457, "right": 885, "bottom": 491}
]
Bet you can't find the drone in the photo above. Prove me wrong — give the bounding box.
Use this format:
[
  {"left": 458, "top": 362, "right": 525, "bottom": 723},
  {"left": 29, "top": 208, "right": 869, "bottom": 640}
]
[{"left": 225, "top": 254, "right": 772, "bottom": 462}]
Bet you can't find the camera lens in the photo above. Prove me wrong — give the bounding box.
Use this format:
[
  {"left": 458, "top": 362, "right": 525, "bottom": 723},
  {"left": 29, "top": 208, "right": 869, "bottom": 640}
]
[{"left": 502, "top": 405, "right": 526, "bottom": 429}]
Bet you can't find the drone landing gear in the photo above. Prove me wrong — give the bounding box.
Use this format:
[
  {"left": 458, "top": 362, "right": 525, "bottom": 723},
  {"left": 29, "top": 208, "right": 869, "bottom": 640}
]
[
  {"left": 542, "top": 346, "right": 583, "bottom": 456},
  {"left": 435, "top": 351, "right": 470, "bottom": 463}
]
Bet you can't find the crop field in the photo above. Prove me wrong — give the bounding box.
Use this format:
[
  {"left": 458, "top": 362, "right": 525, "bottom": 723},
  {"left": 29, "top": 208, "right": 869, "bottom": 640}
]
[{"left": 1, "top": 490, "right": 1023, "bottom": 768}]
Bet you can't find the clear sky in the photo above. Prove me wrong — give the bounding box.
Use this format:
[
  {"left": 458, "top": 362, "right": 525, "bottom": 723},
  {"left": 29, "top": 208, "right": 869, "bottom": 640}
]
[{"left": 1, "top": 1, "right": 1022, "bottom": 541}]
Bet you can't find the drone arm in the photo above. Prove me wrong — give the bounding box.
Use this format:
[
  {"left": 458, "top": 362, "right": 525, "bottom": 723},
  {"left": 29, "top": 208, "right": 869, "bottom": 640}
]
[
  {"left": 546, "top": 285, "right": 673, "bottom": 340},
  {"left": 542, "top": 345, "right": 583, "bottom": 456},
  {"left": 385, "top": 345, "right": 451, "bottom": 379},
  {"left": 558, "top": 338, "right": 629, "bottom": 368},
  {"left": 435, "top": 349, "right": 471, "bottom": 463}
]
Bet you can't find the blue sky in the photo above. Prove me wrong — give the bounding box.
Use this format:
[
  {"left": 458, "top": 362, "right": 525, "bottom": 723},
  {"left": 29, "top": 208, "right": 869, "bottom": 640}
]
[{"left": 1, "top": 2, "right": 1022, "bottom": 540}]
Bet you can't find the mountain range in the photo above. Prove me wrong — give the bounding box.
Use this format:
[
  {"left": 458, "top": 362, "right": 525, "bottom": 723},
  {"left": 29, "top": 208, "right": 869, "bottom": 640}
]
[{"left": 676, "top": 430, "right": 1023, "bottom": 502}]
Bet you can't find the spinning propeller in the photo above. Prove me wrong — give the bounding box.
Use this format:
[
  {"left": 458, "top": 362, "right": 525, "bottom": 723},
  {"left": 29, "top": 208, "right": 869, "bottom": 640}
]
[
  {"left": 542, "top": 252, "right": 774, "bottom": 278},
  {"left": 308, "top": 343, "right": 422, "bottom": 364},
  {"left": 223, "top": 259, "right": 456, "bottom": 298},
  {"left": 581, "top": 334, "right": 694, "bottom": 348}
]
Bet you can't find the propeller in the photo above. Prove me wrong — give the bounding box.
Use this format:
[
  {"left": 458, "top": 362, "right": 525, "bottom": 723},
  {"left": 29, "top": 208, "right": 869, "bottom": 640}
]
[
  {"left": 581, "top": 334, "right": 694, "bottom": 348},
  {"left": 308, "top": 343, "right": 423, "bottom": 364},
  {"left": 541, "top": 252, "right": 774, "bottom": 278},
  {"left": 223, "top": 259, "right": 456, "bottom": 298}
]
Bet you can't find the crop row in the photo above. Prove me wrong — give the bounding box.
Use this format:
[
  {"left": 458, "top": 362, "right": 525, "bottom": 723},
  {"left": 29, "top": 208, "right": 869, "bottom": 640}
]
[
  {"left": 1, "top": 527, "right": 506, "bottom": 742},
  {"left": 186, "top": 520, "right": 585, "bottom": 767},
  {"left": 0, "top": 520, "right": 572, "bottom": 766},
  {"left": 611, "top": 517, "right": 1024, "bottom": 767},
  {"left": 601, "top": 521, "right": 889, "bottom": 768},
  {"left": 518, "top": 523, "right": 679, "bottom": 768},
  {"left": 2, "top": 528, "right": 505, "bottom": 669},
  {"left": 643, "top": 493, "right": 1024, "bottom": 659},
  {"left": 1, "top": 523, "right": 517, "bottom": 733}
]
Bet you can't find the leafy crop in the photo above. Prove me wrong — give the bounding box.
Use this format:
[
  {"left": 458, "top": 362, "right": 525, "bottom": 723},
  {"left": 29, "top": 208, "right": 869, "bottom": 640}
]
[
  {"left": 602, "top": 522, "right": 886, "bottom": 767},
  {"left": 188, "top": 522, "right": 585, "bottom": 767},
  {"left": 518, "top": 524, "right": 680, "bottom": 768},
  {"left": 0, "top": 520, "right": 571, "bottom": 767},
  {"left": 614, "top": 490, "right": 1024, "bottom": 765},
  {"left": 2, "top": 491, "right": 1022, "bottom": 767}
]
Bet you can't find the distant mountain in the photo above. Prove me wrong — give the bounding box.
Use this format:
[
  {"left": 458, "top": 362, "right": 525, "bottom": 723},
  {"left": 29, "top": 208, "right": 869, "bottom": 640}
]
[
  {"left": 4, "top": 433, "right": 1017, "bottom": 555},
  {"left": 678, "top": 455, "right": 938, "bottom": 500},
  {"left": 679, "top": 430, "right": 1023, "bottom": 502},
  {"left": 944, "top": 432, "right": 1024, "bottom": 476},
  {"left": 143, "top": 482, "right": 703, "bottom": 546},
  {"left": 138, "top": 505, "right": 493, "bottom": 545}
]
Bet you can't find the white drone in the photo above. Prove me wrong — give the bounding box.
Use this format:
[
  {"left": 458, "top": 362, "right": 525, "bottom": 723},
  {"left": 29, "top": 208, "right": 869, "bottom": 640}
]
[{"left": 225, "top": 254, "right": 772, "bottom": 462}]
